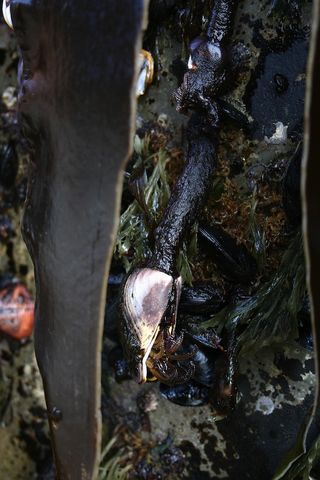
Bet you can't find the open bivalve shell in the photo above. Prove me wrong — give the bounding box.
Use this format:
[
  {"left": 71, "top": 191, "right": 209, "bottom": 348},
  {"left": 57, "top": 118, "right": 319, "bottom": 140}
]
[{"left": 122, "top": 268, "right": 181, "bottom": 383}]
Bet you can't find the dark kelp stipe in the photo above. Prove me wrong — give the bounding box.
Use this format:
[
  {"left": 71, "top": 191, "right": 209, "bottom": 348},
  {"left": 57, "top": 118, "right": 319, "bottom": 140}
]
[{"left": 10, "top": 1, "right": 148, "bottom": 478}]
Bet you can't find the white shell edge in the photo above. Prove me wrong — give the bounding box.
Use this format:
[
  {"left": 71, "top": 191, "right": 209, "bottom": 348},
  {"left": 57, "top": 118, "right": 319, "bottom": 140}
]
[{"left": 3, "top": 0, "right": 13, "bottom": 29}]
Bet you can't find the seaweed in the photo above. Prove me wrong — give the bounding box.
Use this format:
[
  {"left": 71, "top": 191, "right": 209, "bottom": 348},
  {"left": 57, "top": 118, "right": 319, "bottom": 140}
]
[
  {"left": 274, "top": 433, "right": 320, "bottom": 480},
  {"left": 114, "top": 135, "right": 197, "bottom": 283},
  {"left": 98, "top": 436, "right": 131, "bottom": 480},
  {"left": 114, "top": 135, "right": 171, "bottom": 271},
  {"left": 248, "top": 188, "right": 267, "bottom": 272},
  {"left": 177, "top": 224, "right": 198, "bottom": 285},
  {"left": 204, "top": 231, "right": 305, "bottom": 352}
]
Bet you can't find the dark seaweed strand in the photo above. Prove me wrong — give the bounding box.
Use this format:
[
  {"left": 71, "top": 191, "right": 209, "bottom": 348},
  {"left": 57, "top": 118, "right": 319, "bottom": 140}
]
[
  {"left": 148, "top": 115, "right": 217, "bottom": 275},
  {"left": 207, "top": 0, "right": 236, "bottom": 44}
]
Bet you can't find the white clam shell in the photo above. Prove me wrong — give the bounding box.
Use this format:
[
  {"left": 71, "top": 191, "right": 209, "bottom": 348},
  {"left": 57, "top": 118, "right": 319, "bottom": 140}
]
[
  {"left": 123, "top": 268, "right": 174, "bottom": 382},
  {"left": 123, "top": 268, "right": 173, "bottom": 350}
]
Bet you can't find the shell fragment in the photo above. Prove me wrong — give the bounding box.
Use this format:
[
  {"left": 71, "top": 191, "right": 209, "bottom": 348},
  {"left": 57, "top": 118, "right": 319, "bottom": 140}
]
[
  {"left": 137, "top": 49, "right": 154, "bottom": 97},
  {"left": 2, "top": 0, "right": 13, "bottom": 29}
]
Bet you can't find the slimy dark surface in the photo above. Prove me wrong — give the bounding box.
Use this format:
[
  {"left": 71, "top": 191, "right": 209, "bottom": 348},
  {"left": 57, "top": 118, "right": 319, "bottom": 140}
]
[{"left": 11, "top": 1, "right": 148, "bottom": 478}]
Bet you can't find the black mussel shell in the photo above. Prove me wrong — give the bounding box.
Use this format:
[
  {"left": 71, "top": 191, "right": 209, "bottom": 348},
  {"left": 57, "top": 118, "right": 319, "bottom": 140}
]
[
  {"left": 0, "top": 273, "right": 19, "bottom": 290},
  {"left": 160, "top": 381, "right": 210, "bottom": 406},
  {"left": 209, "top": 333, "right": 238, "bottom": 414},
  {"left": 185, "top": 325, "right": 221, "bottom": 351},
  {"left": 108, "top": 346, "right": 132, "bottom": 383},
  {"left": 104, "top": 296, "right": 121, "bottom": 342},
  {"left": 198, "top": 224, "right": 258, "bottom": 283},
  {"left": 107, "top": 270, "right": 125, "bottom": 288},
  {"left": 297, "top": 294, "right": 313, "bottom": 351},
  {"left": 0, "top": 143, "right": 18, "bottom": 188},
  {"left": 210, "top": 382, "right": 236, "bottom": 414},
  {"left": 282, "top": 144, "right": 302, "bottom": 227},
  {"left": 180, "top": 282, "right": 227, "bottom": 314},
  {"left": 191, "top": 348, "right": 216, "bottom": 387},
  {"left": 218, "top": 98, "right": 251, "bottom": 129},
  {"left": 104, "top": 266, "right": 126, "bottom": 341},
  {"left": 149, "top": 0, "right": 177, "bottom": 20}
]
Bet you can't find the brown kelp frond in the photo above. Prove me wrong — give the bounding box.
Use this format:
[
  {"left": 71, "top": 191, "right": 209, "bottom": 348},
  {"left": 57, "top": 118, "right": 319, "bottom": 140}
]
[
  {"left": 114, "top": 136, "right": 171, "bottom": 271},
  {"left": 205, "top": 232, "right": 305, "bottom": 352}
]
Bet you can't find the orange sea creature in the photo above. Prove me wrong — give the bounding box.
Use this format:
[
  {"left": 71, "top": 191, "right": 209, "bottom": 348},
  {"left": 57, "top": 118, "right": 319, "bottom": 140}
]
[{"left": 0, "top": 283, "right": 34, "bottom": 339}]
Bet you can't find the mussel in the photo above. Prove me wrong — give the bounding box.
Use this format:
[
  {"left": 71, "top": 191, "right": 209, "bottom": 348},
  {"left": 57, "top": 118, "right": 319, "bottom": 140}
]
[
  {"left": 179, "top": 281, "right": 227, "bottom": 315},
  {"left": 0, "top": 143, "right": 18, "bottom": 189},
  {"left": 184, "top": 325, "right": 221, "bottom": 351},
  {"left": 160, "top": 381, "right": 210, "bottom": 407},
  {"left": 282, "top": 143, "right": 302, "bottom": 227},
  {"left": 108, "top": 346, "right": 132, "bottom": 383},
  {"left": 198, "top": 224, "right": 258, "bottom": 284},
  {"left": 191, "top": 347, "right": 216, "bottom": 387}
]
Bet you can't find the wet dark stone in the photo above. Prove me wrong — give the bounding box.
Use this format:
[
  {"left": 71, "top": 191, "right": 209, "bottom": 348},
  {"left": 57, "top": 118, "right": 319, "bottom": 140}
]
[
  {"left": 274, "top": 354, "right": 304, "bottom": 382},
  {"left": 273, "top": 73, "right": 289, "bottom": 93},
  {"left": 179, "top": 440, "right": 212, "bottom": 480},
  {"left": 270, "top": 0, "right": 301, "bottom": 18},
  {"left": 246, "top": 37, "right": 308, "bottom": 139}
]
